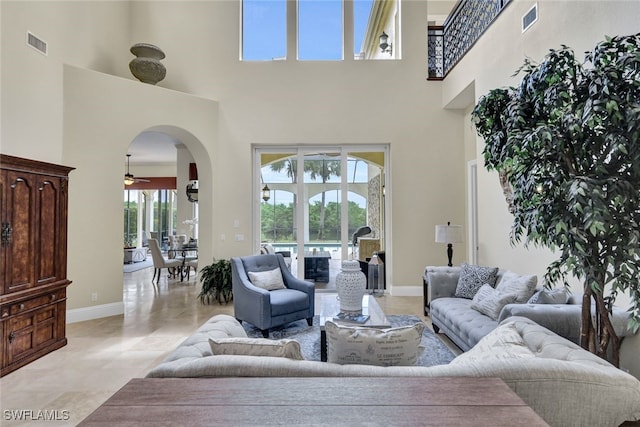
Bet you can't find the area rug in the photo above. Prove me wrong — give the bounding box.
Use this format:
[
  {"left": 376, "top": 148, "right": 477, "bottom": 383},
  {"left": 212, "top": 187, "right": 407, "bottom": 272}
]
[
  {"left": 123, "top": 259, "right": 153, "bottom": 273},
  {"left": 243, "top": 315, "right": 456, "bottom": 366}
]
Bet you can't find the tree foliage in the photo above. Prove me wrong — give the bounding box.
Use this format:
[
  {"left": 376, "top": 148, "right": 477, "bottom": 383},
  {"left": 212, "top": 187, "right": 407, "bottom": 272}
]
[{"left": 471, "top": 34, "right": 640, "bottom": 365}]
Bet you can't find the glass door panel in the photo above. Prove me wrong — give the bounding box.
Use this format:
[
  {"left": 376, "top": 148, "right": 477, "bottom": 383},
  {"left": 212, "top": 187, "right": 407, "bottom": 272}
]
[
  {"left": 260, "top": 152, "right": 297, "bottom": 269},
  {"left": 302, "top": 152, "right": 341, "bottom": 289},
  {"left": 257, "top": 147, "right": 387, "bottom": 293}
]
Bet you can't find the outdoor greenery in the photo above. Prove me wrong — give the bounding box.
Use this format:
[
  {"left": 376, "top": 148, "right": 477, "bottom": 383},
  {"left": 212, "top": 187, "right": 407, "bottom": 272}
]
[
  {"left": 471, "top": 34, "right": 640, "bottom": 366},
  {"left": 123, "top": 189, "right": 177, "bottom": 246},
  {"left": 198, "top": 259, "right": 233, "bottom": 305},
  {"left": 263, "top": 156, "right": 369, "bottom": 243},
  {"left": 261, "top": 199, "right": 366, "bottom": 242}
]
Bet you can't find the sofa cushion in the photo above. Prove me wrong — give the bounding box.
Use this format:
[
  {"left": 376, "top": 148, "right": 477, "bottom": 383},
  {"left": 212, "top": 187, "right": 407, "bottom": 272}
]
[
  {"left": 495, "top": 271, "right": 537, "bottom": 303},
  {"left": 209, "top": 337, "right": 304, "bottom": 360},
  {"left": 454, "top": 263, "right": 499, "bottom": 299},
  {"left": 430, "top": 297, "right": 499, "bottom": 351},
  {"left": 325, "top": 321, "right": 424, "bottom": 366},
  {"left": 248, "top": 268, "right": 286, "bottom": 290},
  {"left": 528, "top": 288, "right": 570, "bottom": 304},
  {"left": 470, "top": 284, "right": 518, "bottom": 320}
]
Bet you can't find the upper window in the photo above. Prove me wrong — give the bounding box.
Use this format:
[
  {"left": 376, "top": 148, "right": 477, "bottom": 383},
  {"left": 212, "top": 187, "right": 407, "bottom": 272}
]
[
  {"left": 353, "top": 0, "right": 374, "bottom": 58},
  {"left": 242, "top": 0, "right": 287, "bottom": 61},
  {"left": 298, "top": 0, "right": 343, "bottom": 60},
  {"left": 241, "top": 0, "right": 397, "bottom": 61}
]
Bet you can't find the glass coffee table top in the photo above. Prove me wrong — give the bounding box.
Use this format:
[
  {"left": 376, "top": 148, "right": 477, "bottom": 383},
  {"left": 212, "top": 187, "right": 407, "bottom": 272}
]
[{"left": 318, "top": 294, "right": 390, "bottom": 329}]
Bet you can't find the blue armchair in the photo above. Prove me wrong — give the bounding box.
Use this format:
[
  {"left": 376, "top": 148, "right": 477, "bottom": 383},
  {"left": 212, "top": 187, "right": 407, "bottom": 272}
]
[{"left": 231, "top": 254, "right": 315, "bottom": 337}]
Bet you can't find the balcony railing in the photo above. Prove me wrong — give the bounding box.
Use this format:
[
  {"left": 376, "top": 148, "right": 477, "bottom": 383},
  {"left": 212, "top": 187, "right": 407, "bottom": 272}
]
[{"left": 428, "top": 0, "right": 512, "bottom": 80}]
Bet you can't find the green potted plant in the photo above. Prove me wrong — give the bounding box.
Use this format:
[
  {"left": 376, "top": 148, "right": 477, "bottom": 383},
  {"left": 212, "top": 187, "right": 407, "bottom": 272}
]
[
  {"left": 198, "top": 259, "right": 233, "bottom": 304},
  {"left": 471, "top": 34, "right": 640, "bottom": 366}
]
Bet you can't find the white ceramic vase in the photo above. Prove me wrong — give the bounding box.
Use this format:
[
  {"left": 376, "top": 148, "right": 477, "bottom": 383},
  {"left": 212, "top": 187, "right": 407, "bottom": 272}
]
[{"left": 336, "top": 260, "right": 366, "bottom": 312}]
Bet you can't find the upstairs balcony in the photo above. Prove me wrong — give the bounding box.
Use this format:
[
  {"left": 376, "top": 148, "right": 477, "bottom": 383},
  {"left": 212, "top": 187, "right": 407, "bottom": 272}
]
[{"left": 428, "top": 0, "right": 512, "bottom": 80}]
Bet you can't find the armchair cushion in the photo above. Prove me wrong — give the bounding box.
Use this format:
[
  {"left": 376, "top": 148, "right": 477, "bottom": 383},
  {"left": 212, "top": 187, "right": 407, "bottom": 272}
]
[
  {"left": 269, "top": 289, "right": 311, "bottom": 316},
  {"left": 248, "top": 268, "right": 286, "bottom": 290}
]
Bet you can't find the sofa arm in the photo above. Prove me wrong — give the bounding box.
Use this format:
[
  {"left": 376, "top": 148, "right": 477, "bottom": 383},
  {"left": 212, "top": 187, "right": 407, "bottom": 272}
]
[
  {"left": 423, "top": 266, "right": 461, "bottom": 314},
  {"left": 498, "top": 303, "right": 632, "bottom": 346}
]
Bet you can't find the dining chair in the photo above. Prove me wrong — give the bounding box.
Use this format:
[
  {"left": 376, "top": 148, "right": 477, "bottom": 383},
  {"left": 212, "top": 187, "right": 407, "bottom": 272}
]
[{"left": 148, "top": 238, "right": 182, "bottom": 283}]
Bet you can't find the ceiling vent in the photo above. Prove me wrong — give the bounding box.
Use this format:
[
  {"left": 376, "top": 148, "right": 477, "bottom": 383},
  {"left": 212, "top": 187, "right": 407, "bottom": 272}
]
[
  {"left": 26, "top": 31, "right": 48, "bottom": 55},
  {"left": 522, "top": 3, "right": 538, "bottom": 33}
]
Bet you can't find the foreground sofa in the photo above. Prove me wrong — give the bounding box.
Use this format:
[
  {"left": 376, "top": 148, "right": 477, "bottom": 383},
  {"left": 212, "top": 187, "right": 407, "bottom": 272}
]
[{"left": 146, "top": 314, "right": 640, "bottom": 427}]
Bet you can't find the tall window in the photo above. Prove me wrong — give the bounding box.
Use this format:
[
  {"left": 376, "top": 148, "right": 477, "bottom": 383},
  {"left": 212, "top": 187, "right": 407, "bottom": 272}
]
[
  {"left": 242, "top": 0, "right": 287, "bottom": 60},
  {"left": 298, "top": 0, "right": 343, "bottom": 60}
]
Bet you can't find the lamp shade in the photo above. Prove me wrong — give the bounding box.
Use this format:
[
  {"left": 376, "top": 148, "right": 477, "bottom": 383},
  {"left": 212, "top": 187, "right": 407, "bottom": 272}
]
[{"left": 435, "top": 224, "right": 464, "bottom": 244}]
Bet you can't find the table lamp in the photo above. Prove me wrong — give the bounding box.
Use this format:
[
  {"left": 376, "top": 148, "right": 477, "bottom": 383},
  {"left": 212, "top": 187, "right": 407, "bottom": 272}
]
[{"left": 435, "top": 222, "right": 464, "bottom": 267}]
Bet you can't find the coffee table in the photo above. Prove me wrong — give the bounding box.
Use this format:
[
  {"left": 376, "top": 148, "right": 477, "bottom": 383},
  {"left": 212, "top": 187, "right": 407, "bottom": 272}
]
[
  {"left": 318, "top": 293, "right": 391, "bottom": 362},
  {"left": 79, "top": 377, "right": 549, "bottom": 426}
]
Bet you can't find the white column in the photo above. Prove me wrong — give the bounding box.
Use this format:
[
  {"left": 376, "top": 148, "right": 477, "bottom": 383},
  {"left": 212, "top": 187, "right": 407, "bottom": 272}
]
[{"left": 136, "top": 190, "right": 144, "bottom": 248}]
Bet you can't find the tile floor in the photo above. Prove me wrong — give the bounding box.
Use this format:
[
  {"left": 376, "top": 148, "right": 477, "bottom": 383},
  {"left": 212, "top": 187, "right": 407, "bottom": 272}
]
[{"left": 0, "top": 265, "right": 458, "bottom": 426}]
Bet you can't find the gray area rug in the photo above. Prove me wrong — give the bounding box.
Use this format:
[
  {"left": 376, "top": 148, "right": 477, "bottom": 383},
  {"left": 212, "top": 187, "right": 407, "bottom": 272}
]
[{"left": 243, "top": 315, "right": 455, "bottom": 366}]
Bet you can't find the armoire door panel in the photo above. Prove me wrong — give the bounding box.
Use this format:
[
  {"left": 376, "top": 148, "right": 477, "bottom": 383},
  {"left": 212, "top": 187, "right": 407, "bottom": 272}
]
[
  {"left": 4, "top": 171, "right": 36, "bottom": 293},
  {"left": 36, "top": 178, "right": 61, "bottom": 285}
]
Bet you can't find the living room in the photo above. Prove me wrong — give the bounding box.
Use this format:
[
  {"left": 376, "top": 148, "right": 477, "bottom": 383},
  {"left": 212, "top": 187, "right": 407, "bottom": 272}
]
[{"left": 2, "top": 0, "right": 640, "bottom": 425}]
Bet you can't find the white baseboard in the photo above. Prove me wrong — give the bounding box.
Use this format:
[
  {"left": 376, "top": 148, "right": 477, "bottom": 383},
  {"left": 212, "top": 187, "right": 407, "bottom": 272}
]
[
  {"left": 388, "top": 285, "right": 422, "bottom": 297},
  {"left": 66, "top": 302, "right": 125, "bottom": 323}
]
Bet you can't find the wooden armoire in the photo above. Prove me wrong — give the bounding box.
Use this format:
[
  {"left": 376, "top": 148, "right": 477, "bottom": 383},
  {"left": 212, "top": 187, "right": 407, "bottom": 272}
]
[{"left": 0, "top": 154, "right": 74, "bottom": 377}]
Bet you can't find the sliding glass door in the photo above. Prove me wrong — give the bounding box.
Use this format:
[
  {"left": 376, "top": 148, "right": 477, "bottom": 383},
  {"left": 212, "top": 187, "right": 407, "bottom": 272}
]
[{"left": 256, "top": 146, "right": 388, "bottom": 291}]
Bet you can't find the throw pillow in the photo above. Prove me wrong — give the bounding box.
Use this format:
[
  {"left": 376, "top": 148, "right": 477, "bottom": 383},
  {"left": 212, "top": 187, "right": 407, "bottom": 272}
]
[
  {"left": 450, "top": 322, "right": 534, "bottom": 365},
  {"left": 470, "top": 284, "right": 518, "bottom": 320},
  {"left": 247, "top": 268, "right": 286, "bottom": 290},
  {"left": 495, "top": 271, "right": 538, "bottom": 303},
  {"left": 528, "top": 288, "right": 570, "bottom": 304},
  {"left": 325, "top": 321, "right": 424, "bottom": 366},
  {"left": 454, "top": 263, "right": 499, "bottom": 299},
  {"left": 208, "top": 337, "right": 304, "bottom": 360}
]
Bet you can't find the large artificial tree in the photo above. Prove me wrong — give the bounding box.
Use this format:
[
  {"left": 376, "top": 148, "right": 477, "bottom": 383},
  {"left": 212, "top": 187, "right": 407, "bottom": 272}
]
[{"left": 471, "top": 34, "right": 640, "bottom": 366}]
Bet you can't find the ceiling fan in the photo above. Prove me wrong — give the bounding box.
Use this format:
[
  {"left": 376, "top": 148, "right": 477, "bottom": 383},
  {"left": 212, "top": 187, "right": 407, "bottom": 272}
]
[{"left": 124, "top": 154, "right": 150, "bottom": 186}]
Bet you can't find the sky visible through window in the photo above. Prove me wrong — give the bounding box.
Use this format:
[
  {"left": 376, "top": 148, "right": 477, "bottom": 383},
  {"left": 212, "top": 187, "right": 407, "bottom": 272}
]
[{"left": 242, "top": 0, "right": 374, "bottom": 61}]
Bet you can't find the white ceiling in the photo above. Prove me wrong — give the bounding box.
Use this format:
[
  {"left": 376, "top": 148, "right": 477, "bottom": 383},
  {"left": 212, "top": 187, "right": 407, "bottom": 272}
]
[{"left": 128, "top": 131, "right": 179, "bottom": 164}]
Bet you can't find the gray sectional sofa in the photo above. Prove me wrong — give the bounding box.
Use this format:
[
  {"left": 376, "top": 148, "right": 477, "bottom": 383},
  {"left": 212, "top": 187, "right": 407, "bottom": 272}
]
[
  {"left": 423, "top": 265, "right": 639, "bottom": 375},
  {"left": 145, "top": 314, "right": 640, "bottom": 427}
]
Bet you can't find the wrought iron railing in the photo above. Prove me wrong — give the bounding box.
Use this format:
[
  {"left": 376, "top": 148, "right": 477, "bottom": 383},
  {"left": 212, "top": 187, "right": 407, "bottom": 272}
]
[{"left": 428, "top": 0, "right": 512, "bottom": 80}]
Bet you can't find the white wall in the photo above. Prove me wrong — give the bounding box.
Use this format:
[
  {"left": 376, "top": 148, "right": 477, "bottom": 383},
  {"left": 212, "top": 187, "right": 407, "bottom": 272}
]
[
  {"left": 63, "top": 65, "right": 218, "bottom": 312},
  {"left": 1, "top": 1, "right": 131, "bottom": 161},
  {"left": 443, "top": 0, "right": 640, "bottom": 301},
  {"left": 3, "top": 0, "right": 466, "bottom": 317}
]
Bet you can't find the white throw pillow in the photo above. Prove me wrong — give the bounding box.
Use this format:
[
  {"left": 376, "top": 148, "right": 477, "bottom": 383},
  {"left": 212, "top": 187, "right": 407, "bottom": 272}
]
[
  {"left": 209, "top": 337, "right": 304, "bottom": 360},
  {"left": 450, "top": 322, "right": 534, "bottom": 364},
  {"left": 495, "top": 271, "right": 538, "bottom": 303},
  {"left": 248, "top": 268, "right": 286, "bottom": 290},
  {"left": 325, "top": 321, "right": 424, "bottom": 366},
  {"left": 470, "top": 284, "right": 518, "bottom": 320}
]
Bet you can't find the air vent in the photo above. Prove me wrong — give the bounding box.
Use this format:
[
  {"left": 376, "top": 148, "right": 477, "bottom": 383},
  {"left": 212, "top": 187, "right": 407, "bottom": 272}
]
[
  {"left": 522, "top": 4, "right": 538, "bottom": 33},
  {"left": 26, "top": 31, "right": 48, "bottom": 55}
]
